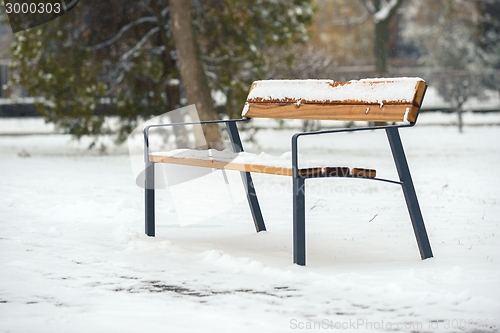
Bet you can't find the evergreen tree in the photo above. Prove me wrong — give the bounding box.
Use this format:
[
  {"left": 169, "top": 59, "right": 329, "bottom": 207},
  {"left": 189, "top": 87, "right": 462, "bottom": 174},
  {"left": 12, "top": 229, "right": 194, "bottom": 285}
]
[{"left": 7, "top": 0, "right": 312, "bottom": 144}]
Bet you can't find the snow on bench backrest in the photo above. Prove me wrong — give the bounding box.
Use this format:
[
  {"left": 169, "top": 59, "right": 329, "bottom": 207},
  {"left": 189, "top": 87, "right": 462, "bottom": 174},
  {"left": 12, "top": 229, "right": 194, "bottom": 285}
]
[{"left": 242, "top": 78, "right": 427, "bottom": 123}]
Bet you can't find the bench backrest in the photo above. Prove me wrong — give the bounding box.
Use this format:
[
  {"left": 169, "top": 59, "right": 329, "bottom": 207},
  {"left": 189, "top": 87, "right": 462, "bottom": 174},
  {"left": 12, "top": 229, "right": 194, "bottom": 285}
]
[{"left": 242, "top": 78, "right": 426, "bottom": 124}]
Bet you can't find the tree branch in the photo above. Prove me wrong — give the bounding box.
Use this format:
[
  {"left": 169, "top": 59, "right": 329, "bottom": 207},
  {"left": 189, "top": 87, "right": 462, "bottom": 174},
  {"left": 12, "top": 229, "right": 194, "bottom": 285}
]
[
  {"left": 120, "top": 27, "right": 160, "bottom": 63},
  {"left": 359, "top": 0, "right": 376, "bottom": 14},
  {"left": 103, "top": 26, "right": 160, "bottom": 95},
  {"left": 373, "top": 0, "right": 404, "bottom": 23},
  {"left": 330, "top": 11, "right": 370, "bottom": 26},
  {"left": 86, "top": 16, "right": 158, "bottom": 50}
]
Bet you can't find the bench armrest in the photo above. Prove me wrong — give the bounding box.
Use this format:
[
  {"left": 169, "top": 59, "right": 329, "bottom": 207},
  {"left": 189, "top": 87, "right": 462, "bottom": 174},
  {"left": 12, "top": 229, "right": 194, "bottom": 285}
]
[{"left": 291, "top": 123, "right": 414, "bottom": 177}]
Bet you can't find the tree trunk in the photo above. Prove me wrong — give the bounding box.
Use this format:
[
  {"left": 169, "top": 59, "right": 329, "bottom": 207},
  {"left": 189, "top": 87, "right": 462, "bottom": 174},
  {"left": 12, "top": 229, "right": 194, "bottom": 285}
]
[
  {"left": 457, "top": 104, "right": 464, "bottom": 133},
  {"left": 374, "top": 19, "right": 389, "bottom": 75},
  {"left": 369, "top": 0, "right": 405, "bottom": 75},
  {"left": 169, "top": 0, "right": 221, "bottom": 148},
  {"left": 166, "top": 83, "right": 190, "bottom": 147},
  {"left": 458, "top": 110, "right": 463, "bottom": 133},
  {"left": 151, "top": 1, "right": 188, "bottom": 148},
  {"left": 366, "top": 0, "right": 404, "bottom": 126}
]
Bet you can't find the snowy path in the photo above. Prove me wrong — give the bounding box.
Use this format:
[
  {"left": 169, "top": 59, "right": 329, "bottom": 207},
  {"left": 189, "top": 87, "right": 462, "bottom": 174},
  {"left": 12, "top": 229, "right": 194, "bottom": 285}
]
[{"left": 1, "top": 125, "right": 499, "bottom": 332}]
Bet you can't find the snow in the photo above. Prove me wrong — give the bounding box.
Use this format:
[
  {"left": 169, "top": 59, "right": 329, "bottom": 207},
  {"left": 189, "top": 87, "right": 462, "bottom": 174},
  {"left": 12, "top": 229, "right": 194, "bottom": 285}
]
[
  {"left": 373, "top": 0, "right": 400, "bottom": 23},
  {"left": 152, "top": 148, "right": 338, "bottom": 169},
  {"left": 0, "top": 117, "right": 59, "bottom": 135},
  {"left": 242, "top": 102, "right": 250, "bottom": 117},
  {"left": 421, "top": 87, "right": 500, "bottom": 112},
  {"left": 1, "top": 116, "right": 500, "bottom": 332},
  {"left": 403, "top": 107, "right": 410, "bottom": 124},
  {"left": 245, "top": 78, "right": 422, "bottom": 110}
]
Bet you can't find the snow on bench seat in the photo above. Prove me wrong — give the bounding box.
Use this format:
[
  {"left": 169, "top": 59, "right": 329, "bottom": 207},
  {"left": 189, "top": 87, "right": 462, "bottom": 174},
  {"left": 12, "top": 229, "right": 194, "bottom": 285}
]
[
  {"left": 243, "top": 77, "right": 427, "bottom": 123},
  {"left": 149, "top": 149, "right": 376, "bottom": 178}
]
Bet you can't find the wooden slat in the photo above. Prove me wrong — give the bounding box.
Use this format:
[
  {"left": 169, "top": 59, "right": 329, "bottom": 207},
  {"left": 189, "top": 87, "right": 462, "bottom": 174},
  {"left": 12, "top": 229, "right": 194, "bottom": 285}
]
[
  {"left": 150, "top": 154, "right": 377, "bottom": 180},
  {"left": 298, "top": 168, "right": 324, "bottom": 177},
  {"left": 243, "top": 78, "right": 427, "bottom": 123},
  {"left": 324, "top": 167, "right": 351, "bottom": 177},
  {"left": 413, "top": 80, "right": 427, "bottom": 108},
  {"left": 245, "top": 103, "right": 418, "bottom": 123},
  {"left": 150, "top": 154, "right": 294, "bottom": 176},
  {"left": 352, "top": 168, "right": 377, "bottom": 178}
]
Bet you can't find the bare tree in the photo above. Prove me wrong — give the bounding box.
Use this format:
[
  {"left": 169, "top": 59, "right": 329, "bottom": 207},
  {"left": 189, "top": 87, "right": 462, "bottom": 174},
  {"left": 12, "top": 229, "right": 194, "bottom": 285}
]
[
  {"left": 360, "top": 0, "right": 405, "bottom": 75},
  {"left": 435, "top": 73, "right": 484, "bottom": 133},
  {"left": 402, "top": 0, "right": 500, "bottom": 132}
]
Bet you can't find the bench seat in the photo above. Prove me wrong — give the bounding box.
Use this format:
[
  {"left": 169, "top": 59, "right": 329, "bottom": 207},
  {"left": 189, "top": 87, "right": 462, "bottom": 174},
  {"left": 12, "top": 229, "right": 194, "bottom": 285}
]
[{"left": 149, "top": 149, "right": 376, "bottom": 178}]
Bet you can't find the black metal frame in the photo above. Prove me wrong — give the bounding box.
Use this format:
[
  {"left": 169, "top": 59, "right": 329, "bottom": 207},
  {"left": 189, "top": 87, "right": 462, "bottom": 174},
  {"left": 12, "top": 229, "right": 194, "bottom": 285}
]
[
  {"left": 143, "top": 108, "right": 433, "bottom": 266},
  {"left": 290, "top": 122, "right": 433, "bottom": 265},
  {"left": 143, "top": 118, "right": 266, "bottom": 238}
]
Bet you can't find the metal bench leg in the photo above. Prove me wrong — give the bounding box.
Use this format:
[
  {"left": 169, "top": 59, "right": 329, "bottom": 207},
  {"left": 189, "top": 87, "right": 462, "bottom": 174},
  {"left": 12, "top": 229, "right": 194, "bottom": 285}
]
[
  {"left": 226, "top": 122, "right": 266, "bottom": 232},
  {"left": 241, "top": 172, "right": 266, "bottom": 232},
  {"left": 386, "top": 128, "right": 433, "bottom": 259},
  {"left": 293, "top": 176, "right": 306, "bottom": 265},
  {"left": 145, "top": 161, "right": 155, "bottom": 237}
]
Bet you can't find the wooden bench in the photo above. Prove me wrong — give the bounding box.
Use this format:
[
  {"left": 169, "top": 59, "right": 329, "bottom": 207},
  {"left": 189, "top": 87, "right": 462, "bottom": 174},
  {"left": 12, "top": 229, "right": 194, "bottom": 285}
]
[{"left": 143, "top": 77, "right": 433, "bottom": 266}]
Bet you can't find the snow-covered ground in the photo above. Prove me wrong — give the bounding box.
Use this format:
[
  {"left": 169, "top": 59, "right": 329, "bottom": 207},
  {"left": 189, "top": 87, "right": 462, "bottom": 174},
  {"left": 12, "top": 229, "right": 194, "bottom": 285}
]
[{"left": 1, "top": 115, "right": 499, "bottom": 332}]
